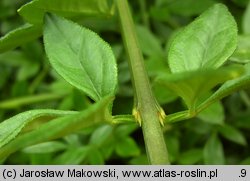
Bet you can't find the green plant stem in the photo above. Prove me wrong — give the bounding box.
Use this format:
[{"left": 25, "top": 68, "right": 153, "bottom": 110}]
[
  {"left": 116, "top": 0, "right": 169, "bottom": 164},
  {"left": 0, "top": 93, "right": 67, "bottom": 109},
  {"left": 29, "top": 63, "right": 49, "bottom": 94},
  {"left": 139, "top": 0, "right": 149, "bottom": 28},
  {"left": 112, "top": 115, "right": 136, "bottom": 124},
  {"left": 166, "top": 110, "right": 190, "bottom": 123}
]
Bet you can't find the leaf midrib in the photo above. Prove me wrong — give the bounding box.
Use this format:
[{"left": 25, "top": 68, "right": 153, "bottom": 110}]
[
  {"left": 53, "top": 20, "right": 101, "bottom": 100},
  {"left": 78, "top": 33, "right": 102, "bottom": 100}
]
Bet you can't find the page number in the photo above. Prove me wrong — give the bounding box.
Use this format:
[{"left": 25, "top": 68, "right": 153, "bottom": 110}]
[{"left": 240, "top": 169, "right": 246, "bottom": 177}]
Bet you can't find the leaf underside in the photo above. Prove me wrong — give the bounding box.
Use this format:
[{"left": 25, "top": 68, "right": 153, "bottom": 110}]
[
  {"left": 0, "top": 96, "right": 113, "bottom": 161},
  {"left": 157, "top": 66, "right": 244, "bottom": 110},
  {"left": 0, "top": 109, "right": 76, "bottom": 148}
]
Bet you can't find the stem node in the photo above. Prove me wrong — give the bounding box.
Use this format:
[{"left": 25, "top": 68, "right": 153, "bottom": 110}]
[{"left": 116, "top": 0, "right": 170, "bottom": 164}]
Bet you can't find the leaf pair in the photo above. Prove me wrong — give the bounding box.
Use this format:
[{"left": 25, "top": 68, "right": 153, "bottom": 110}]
[
  {"left": 1, "top": 10, "right": 119, "bottom": 104},
  {"left": 157, "top": 4, "right": 250, "bottom": 118},
  {"left": 0, "top": 11, "right": 118, "bottom": 160}
]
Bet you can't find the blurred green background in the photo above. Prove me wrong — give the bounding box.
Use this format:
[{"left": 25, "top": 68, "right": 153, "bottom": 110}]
[{"left": 0, "top": 0, "right": 250, "bottom": 164}]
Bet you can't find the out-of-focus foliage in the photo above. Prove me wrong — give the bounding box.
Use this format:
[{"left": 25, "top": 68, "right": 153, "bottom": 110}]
[{"left": 0, "top": 0, "right": 249, "bottom": 164}]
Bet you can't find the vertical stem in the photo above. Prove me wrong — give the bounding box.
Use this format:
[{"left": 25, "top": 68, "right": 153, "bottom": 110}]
[
  {"left": 139, "top": 0, "right": 150, "bottom": 28},
  {"left": 29, "top": 63, "right": 49, "bottom": 93},
  {"left": 116, "top": 0, "right": 170, "bottom": 164}
]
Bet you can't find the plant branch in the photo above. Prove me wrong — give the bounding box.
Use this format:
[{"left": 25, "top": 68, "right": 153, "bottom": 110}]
[
  {"left": 116, "top": 0, "right": 169, "bottom": 164},
  {"left": 0, "top": 93, "right": 67, "bottom": 109},
  {"left": 139, "top": 0, "right": 150, "bottom": 28}
]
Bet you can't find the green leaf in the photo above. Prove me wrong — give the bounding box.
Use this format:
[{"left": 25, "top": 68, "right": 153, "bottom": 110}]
[
  {"left": 130, "top": 154, "right": 149, "bottom": 165},
  {"left": 149, "top": 6, "right": 170, "bottom": 22},
  {"left": 0, "top": 50, "right": 34, "bottom": 67},
  {"left": 114, "top": 124, "right": 138, "bottom": 138},
  {"left": 187, "top": 119, "right": 213, "bottom": 135},
  {"left": 234, "top": 112, "right": 250, "bottom": 129},
  {"left": 165, "top": 134, "right": 180, "bottom": 163},
  {"left": 115, "top": 137, "right": 140, "bottom": 157},
  {"left": 198, "top": 101, "right": 224, "bottom": 125},
  {"left": 0, "top": 96, "right": 113, "bottom": 161},
  {"left": 100, "top": 141, "right": 115, "bottom": 160},
  {"left": 198, "top": 63, "right": 250, "bottom": 111},
  {"left": 18, "top": 0, "right": 112, "bottom": 25},
  {"left": 156, "top": 66, "right": 243, "bottom": 110},
  {"left": 230, "top": 35, "right": 250, "bottom": 64},
  {"left": 0, "top": 109, "right": 76, "bottom": 148},
  {"left": 0, "top": 50, "right": 40, "bottom": 81},
  {"left": 218, "top": 124, "right": 247, "bottom": 146},
  {"left": 178, "top": 148, "right": 203, "bottom": 164},
  {"left": 136, "top": 25, "right": 164, "bottom": 57},
  {"left": 87, "top": 146, "right": 104, "bottom": 165},
  {"left": 53, "top": 146, "right": 89, "bottom": 164},
  {"left": 204, "top": 133, "right": 225, "bottom": 164},
  {"left": 146, "top": 58, "right": 177, "bottom": 104},
  {"left": 22, "top": 141, "right": 67, "bottom": 154},
  {"left": 145, "top": 57, "right": 170, "bottom": 77},
  {"left": 44, "top": 14, "right": 117, "bottom": 101},
  {"left": 89, "top": 125, "right": 113, "bottom": 147},
  {"left": 63, "top": 134, "right": 81, "bottom": 147},
  {"left": 243, "top": 1, "right": 250, "bottom": 34},
  {"left": 168, "top": 4, "right": 237, "bottom": 73},
  {"left": 129, "top": 154, "right": 149, "bottom": 165},
  {"left": 167, "top": 0, "right": 216, "bottom": 16},
  {"left": 29, "top": 153, "right": 54, "bottom": 164},
  {"left": 0, "top": 24, "right": 42, "bottom": 53},
  {"left": 153, "top": 83, "right": 178, "bottom": 105},
  {"left": 10, "top": 81, "right": 28, "bottom": 98}
]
